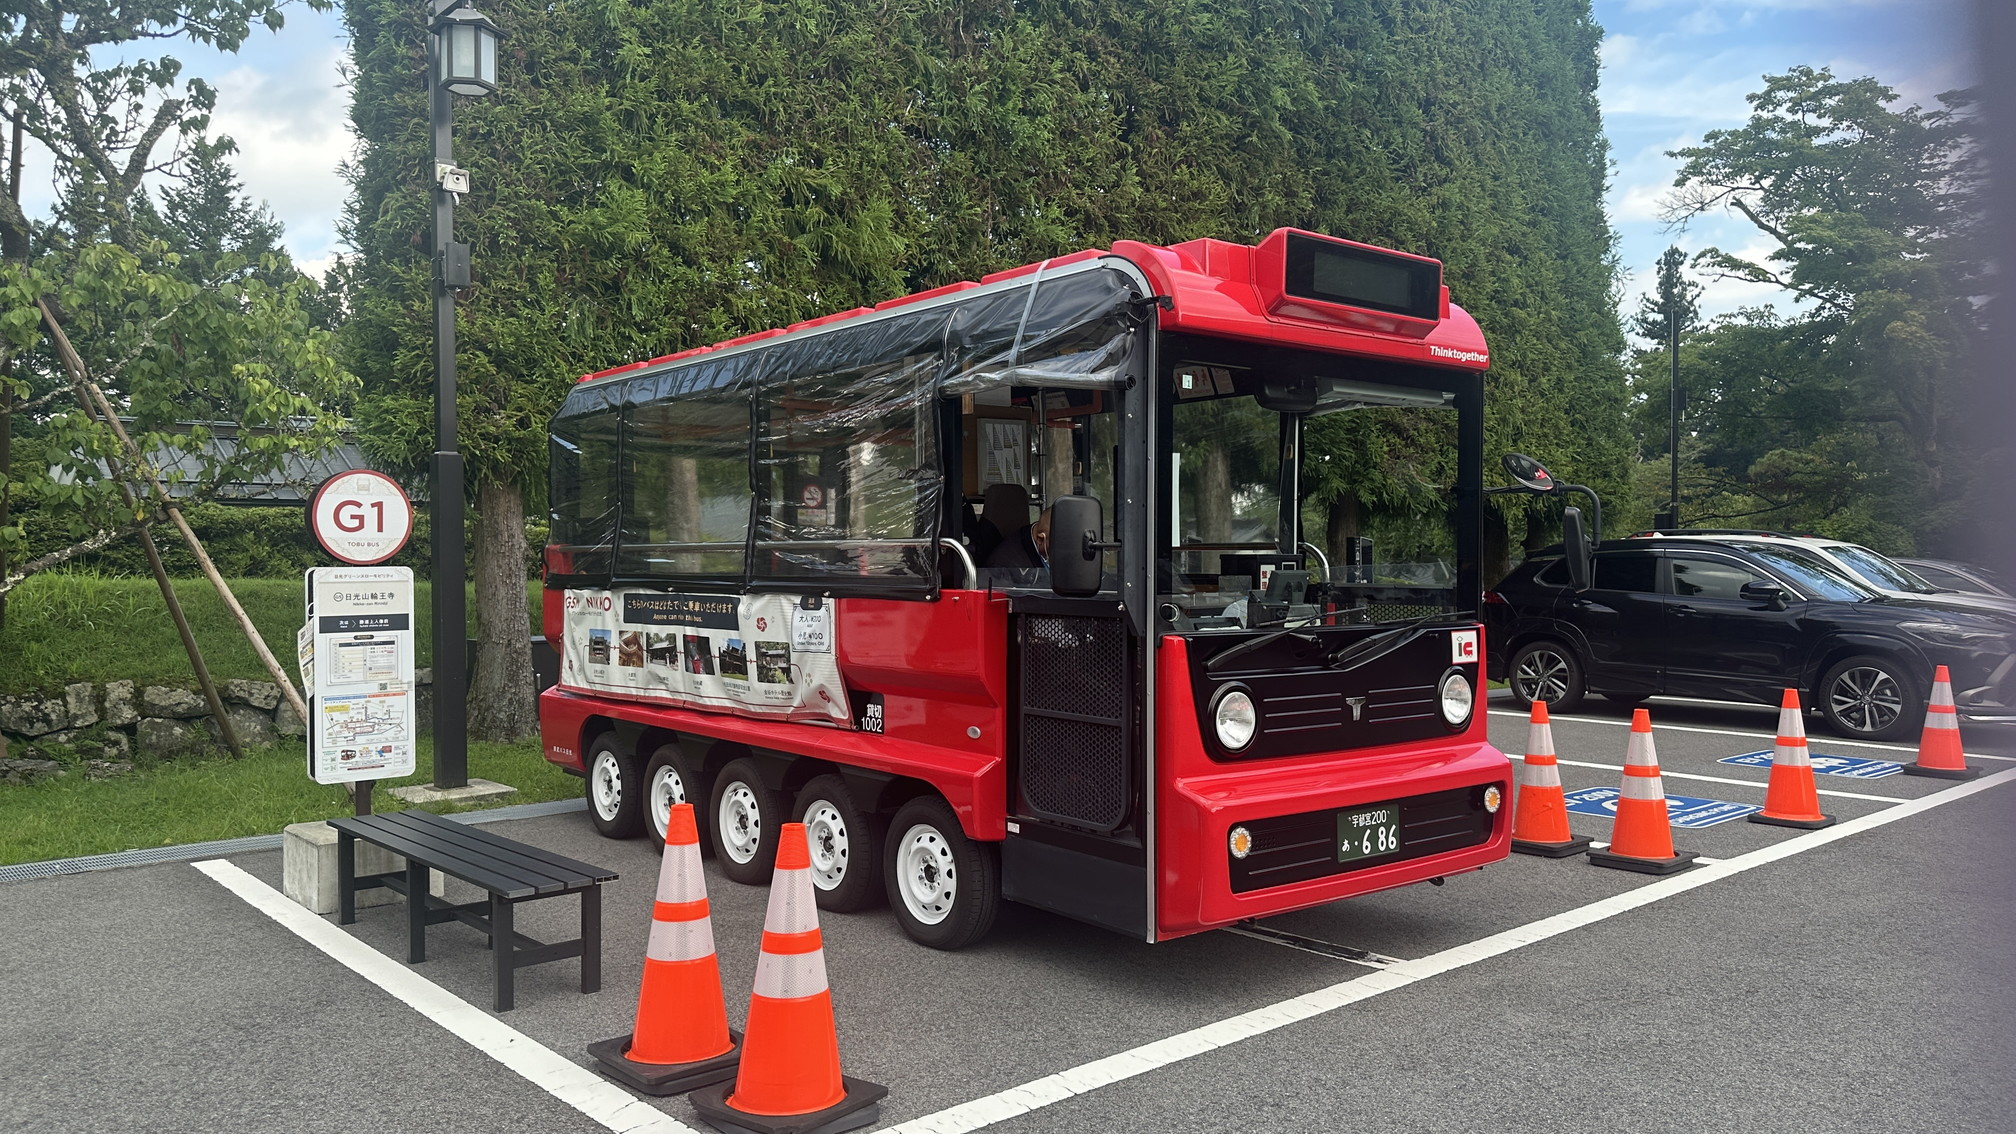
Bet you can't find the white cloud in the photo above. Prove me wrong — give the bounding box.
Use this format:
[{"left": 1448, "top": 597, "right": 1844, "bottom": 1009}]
[{"left": 203, "top": 46, "right": 356, "bottom": 264}]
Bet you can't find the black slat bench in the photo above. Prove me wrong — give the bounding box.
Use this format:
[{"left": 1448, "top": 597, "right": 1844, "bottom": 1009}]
[{"left": 328, "top": 809, "right": 618, "bottom": 1012}]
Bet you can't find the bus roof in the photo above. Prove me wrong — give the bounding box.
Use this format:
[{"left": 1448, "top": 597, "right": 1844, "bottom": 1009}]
[{"left": 574, "top": 228, "right": 1490, "bottom": 386}]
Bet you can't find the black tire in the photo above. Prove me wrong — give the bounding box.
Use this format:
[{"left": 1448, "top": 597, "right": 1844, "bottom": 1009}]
[
  {"left": 1818, "top": 654, "right": 1924, "bottom": 742},
  {"left": 643, "top": 743, "right": 699, "bottom": 851},
  {"left": 709, "top": 757, "right": 789, "bottom": 885},
  {"left": 1603, "top": 693, "right": 1650, "bottom": 707},
  {"left": 1507, "top": 640, "right": 1587, "bottom": 713},
  {"left": 885, "top": 795, "right": 999, "bottom": 950},
  {"left": 584, "top": 732, "right": 644, "bottom": 839},
  {"left": 794, "top": 775, "right": 885, "bottom": 913}
]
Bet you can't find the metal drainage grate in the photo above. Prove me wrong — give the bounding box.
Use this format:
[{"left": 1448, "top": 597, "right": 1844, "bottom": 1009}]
[{"left": 0, "top": 796, "right": 587, "bottom": 884}]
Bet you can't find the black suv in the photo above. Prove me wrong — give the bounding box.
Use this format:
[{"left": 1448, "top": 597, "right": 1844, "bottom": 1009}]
[{"left": 1485, "top": 536, "right": 2016, "bottom": 740}]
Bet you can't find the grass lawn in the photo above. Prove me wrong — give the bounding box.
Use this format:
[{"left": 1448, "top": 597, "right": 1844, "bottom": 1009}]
[
  {"left": 0, "top": 734, "right": 584, "bottom": 866},
  {"left": 0, "top": 573, "right": 546, "bottom": 693}
]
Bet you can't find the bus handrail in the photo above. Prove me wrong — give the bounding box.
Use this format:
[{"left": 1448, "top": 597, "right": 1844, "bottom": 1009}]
[
  {"left": 939, "top": 538, "right": 978, "bottom": 590},
  {"left": 1297, "top": 541, "right": 1333, "bottom": 582}
]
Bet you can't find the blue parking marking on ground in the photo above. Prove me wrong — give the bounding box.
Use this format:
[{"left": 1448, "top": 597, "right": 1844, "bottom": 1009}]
[
  {"left": 1719, "top": 750, "right": 1903, "bottom": 778},
  {"left": 1561, "top": 786, "right": 1763, "bottom": 828}
]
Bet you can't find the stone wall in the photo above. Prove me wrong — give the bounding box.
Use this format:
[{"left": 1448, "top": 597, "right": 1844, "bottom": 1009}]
[{"left": 0, "top": 670, "right": 434, "bottom": 784}]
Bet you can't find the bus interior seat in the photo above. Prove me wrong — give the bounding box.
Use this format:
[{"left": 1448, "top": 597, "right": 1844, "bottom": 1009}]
[{"left": 971, "top": 482, "right": 1030, "bottom": 564}]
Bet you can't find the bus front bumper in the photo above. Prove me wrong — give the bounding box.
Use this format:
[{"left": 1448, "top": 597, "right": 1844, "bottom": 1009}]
[{"left": 1155, "top": 739, "right": 1512, "bottom": 939}]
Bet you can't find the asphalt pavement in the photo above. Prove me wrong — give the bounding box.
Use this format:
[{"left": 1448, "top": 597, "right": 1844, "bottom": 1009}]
[{"left": 3, "top": 694, "right": 2012, "bottom": 1134}]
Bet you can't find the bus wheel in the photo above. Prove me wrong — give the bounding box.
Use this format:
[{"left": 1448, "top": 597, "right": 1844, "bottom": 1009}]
[
  {"left": 643, "top": 744, "right": 695, "bottom": 852},
  {"left": 710, "top": 757, "right": 786, "bottom": 885},
  {"left": 586, "top": 732, "right": 643, "bottom": 839},
  {"left": 885, "top": 795, "right": 999, "bottom": 950},
  {"left": 794, "top": 776, "right": 884, "bottom": 913}
]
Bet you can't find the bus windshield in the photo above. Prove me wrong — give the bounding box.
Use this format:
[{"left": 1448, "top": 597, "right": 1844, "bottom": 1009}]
[{"left": 1159, "top": 366, "right": 1465, "bottom": 630}]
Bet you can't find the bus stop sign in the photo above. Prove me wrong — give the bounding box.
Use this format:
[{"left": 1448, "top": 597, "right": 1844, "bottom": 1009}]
[{"left": 308, "top": 469, "right": 413, "bottom": 566}]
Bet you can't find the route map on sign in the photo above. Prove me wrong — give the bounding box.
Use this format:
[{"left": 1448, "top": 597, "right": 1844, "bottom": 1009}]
[{"left": 320, "top": 692, "right": 409, "bottom": 747}]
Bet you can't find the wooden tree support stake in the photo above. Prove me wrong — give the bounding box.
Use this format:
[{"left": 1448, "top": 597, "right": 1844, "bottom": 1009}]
[{"left": 37, "top": 299, "right": 310, "bottom": 726}]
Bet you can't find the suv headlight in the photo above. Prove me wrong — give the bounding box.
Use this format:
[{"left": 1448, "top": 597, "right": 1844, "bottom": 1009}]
[
  {"left": 1439, "top": 670, "right": 1474, "bottom": 726},
  {"left": 1212, "top": 686, "right": 1258, "bottom": 751}
]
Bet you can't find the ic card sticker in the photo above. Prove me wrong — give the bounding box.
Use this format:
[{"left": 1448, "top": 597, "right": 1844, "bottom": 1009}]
[
  {"left": 1720, "top": 750, "right": 1902, "bottom": 778},
  {"left": 1561, "top": 786, "right": 1762, "bottom": 828},
  {"left": 1449, "top": 629, "right": 1479, "bottom": 665}
]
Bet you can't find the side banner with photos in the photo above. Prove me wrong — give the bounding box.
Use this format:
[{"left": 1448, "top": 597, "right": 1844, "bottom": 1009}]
[{"left": 558, "top": 590, "right": 850, "bottom": 725}]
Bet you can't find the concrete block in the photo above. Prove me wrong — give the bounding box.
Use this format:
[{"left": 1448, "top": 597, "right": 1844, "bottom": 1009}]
[
  {"left": 388, "top": 778, "right": 516, "bottom": 805},
  {"left": 283, "top": 820, "right": 444, "bottom": 915}
]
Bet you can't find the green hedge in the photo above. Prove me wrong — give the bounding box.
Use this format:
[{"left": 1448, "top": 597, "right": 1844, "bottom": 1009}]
[{"left": 0, "top": 573, "right": 546, "bottom": 694}]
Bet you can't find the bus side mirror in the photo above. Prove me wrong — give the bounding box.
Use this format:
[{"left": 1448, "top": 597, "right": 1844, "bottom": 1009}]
[
  {"left": 1050, "top": 495, "right": 1105, "bottom": 597},
  {"left": 1563, "top": 506, "right": 1593, "bottom": 592}
]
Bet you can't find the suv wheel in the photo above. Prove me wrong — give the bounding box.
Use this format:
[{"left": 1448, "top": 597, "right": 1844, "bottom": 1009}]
[
  {"left": 1818, "top": 655, "right": 1923, "bottom": 742},
  {"left": 1507, "top": 641, "right": 1587, "bottom": 712}
]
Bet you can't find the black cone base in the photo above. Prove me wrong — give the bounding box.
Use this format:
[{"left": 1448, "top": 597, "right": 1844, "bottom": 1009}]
[
  {"left": 690, "top": 1075, "right": 888, "bottom": 1134},
  {"left": 1750, "top": 812, "right": 1836, "bottom": 830},
  {"left": 1904, "top": 764, "right": 1981, "bottom": 780},
  {"left": 588, "top": 1029, "right": 742, "bottom": 1096},
  {"left": 1512, "top": 834, "right": 1593, "bottom": 858},
  {"left": 1587, "top": 847, "right": 1698, "bottom": 875}
]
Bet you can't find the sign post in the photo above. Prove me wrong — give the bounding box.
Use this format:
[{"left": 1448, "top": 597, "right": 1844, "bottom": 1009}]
[{"left": 306, "top": 470, "right": 417, "bottom": 815}]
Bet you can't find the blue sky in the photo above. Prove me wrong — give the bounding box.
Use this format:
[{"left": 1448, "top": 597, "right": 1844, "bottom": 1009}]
[
  {"left": 1593, "top": 0, "right": 1974, "bottom": 327},
  {"left": 18, "top": 0, "right": 1980, "bottom": 332}
]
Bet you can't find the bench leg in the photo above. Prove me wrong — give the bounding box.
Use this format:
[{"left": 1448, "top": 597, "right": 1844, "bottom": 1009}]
[
  {"left": 580, "top": 884, "right": 601, "bottom": 995},
  {"left": 336, "top": 831, "right": 358, "bottom": 924},
  {"left": 492, "top": 894, "right": 515, "bottom": 1012},
  {"left": 406, "top": 858, "right": 429, "bottom": 964}
]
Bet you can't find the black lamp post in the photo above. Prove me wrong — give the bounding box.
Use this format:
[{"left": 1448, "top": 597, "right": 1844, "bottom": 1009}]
[{"left": 427, "top": 0, "right": 498, "bottom": 790}]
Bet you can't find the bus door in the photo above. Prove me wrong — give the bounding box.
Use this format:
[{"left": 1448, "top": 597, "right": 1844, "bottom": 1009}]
[
  {"left": 994, "top": 380, "right": 1154, "bottom": 939},
  {"left": 1004, "top": 591, "right": 1145, "bottom": 936}
]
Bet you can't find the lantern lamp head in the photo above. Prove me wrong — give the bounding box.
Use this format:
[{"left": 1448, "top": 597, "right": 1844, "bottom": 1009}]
[{"left": 432, "top": 4, "right": 501, "bottom": 97}]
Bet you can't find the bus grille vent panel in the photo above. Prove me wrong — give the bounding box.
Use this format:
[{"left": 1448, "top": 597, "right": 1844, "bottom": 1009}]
[
  {"left": 1022, "top": 616, "right": 1124, "bottom": 717},
  {"left": 1019, "top": 614, "right": 1128, "bottom": 830},
  {"left": 1021, "top": 715, "right": 1126, "bottom": 829}
]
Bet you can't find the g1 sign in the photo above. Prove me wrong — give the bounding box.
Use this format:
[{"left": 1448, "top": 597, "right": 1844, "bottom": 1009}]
[{"left": 308, "top": 470, "right": 414, "bottom": 566}]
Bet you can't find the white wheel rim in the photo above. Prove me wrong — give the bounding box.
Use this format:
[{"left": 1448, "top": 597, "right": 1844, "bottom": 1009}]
[
  {"left": 803, "top": 800, "right": 849, "bottom": 891},
  {"left": 590, "top": 750, "right": 623, "bottom": 821},
  {"left": 649, "top": 764, "right": 686, "bottom": 842},
  {"left": 718, "top": 781, "right": 763, "bottom": 864},
  {"left": 896, "top": 822, "right": 957, "bottom": 926}
]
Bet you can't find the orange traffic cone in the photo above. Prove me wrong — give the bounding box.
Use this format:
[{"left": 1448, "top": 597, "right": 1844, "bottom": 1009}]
[
  {"left": 1750, "top": 690, "right": 1836, "bottom": 829},
  {"left": 1905, "top": 665, "right": 1981, "bottom": 780},
  {"left": 1588, "top": 709, "right": 1698, "bottom": 876},
  {"left": 588, "top": 802, "right": 743, "bottom": 1095},
  {"left": 690, "top": 823, "right": 886, "bottom": 1134},
  {"left": 1511, "top": 701, "right": 1592, "bottom": 857}
]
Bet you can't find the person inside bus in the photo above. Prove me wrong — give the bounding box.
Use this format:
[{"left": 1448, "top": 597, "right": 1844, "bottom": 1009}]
[{"left": 986, "top": 506, "right": 1051, "bottom": 572}]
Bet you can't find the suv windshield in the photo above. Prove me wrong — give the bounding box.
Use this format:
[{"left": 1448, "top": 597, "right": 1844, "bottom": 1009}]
[
  {"left": 1827, "top": 544, "right": 1935, "bottom": 593},
  {"left": 1731, "top": 543, "right": 1877, "bottom": 601}
]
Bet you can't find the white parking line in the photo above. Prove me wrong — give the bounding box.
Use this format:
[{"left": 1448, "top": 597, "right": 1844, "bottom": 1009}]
[
  {"left": 879, "top": 768, "right": 2016, "bottom": 1134},
  {"left": 1549, "top": 757, "right": 1909, "bottom": 804},
  {"left": 1487, "top": 708, "right": 2016, "bottom": 761},
  {"left": 194, "top": 859, "right": 698, "bottom": 1134}
]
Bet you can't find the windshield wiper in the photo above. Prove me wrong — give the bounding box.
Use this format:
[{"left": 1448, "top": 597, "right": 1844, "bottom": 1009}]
[
  {"left": 1326, "top": 612, "right": 1476, "bottom": 673},
  {"left": 1204, "top": 628, "right": 1323, "bottom": 673}
]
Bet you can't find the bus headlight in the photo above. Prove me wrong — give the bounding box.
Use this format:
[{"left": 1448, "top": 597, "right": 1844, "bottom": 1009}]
[
  {"left": 1438, "top": 671, "right": 1474, "bottom": 726},
  {"left": 1213, "top": 686, "right": 1258, "bottom": 751}
]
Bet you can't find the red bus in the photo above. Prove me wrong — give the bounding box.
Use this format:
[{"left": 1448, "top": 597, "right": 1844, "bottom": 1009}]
[{"left": 540, "top": 227, "right": 1510, "bottom": 948}]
